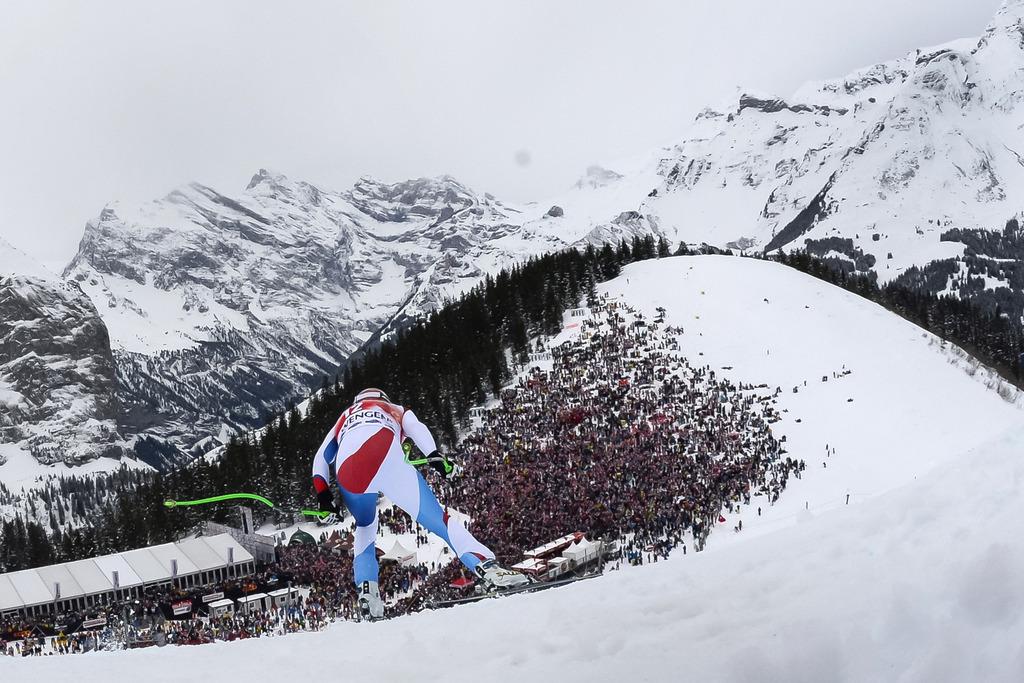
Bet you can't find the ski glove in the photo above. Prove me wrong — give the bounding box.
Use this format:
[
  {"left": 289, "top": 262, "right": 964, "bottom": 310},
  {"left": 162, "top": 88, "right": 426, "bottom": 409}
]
[
  {"left": 317, "top": 489, "right": 340, "bottom": 526},
  {"left": 425, "top": 451, "right": 454, "bottom": 479}
]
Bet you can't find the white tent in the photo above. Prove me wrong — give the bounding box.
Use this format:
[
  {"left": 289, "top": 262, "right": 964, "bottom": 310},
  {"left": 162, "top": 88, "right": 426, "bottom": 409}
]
[
  {"left": 7, "top": 569, "right": 53, "bottom": 608},
  {"left": 0, "top": 575, "right": 23, "bottom": 612},
  {"left": 64, "top": 559, "right": 115, "bottom": 596},
  {"left": 121, "top": 548, "right": 171, "bottom": 584},
  {"left": 176, "top": 537, "right": 227, "bottom": 572},
  {"left": 562, "top": 538, "right": 598, "bottom": 564},
  {"left": 35, "top": 565, "right": 86, "bottom": 602},
  {"left": 382, "top": 540, "right": 417, "bottom": 565},
  {"left": 149, "top": 543, "right": 201, "bottom": 579},
  {"left": 202, "top": 534, "right": 255, "bottom": 568},
  {"left": 0, "top": 534, "right": 256, "bottom": 615},
  {"left": 93, "top": 554, "right": 144, "bottom": 590}
]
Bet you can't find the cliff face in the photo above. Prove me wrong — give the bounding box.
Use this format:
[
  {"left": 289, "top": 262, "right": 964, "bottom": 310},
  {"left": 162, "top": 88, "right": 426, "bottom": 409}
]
[{"left": 1, "top": 240, "right": 125, "bottom": 466}]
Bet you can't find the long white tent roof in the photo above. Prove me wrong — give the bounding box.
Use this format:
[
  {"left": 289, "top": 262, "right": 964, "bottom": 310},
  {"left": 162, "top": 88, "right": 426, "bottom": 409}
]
[
  {"left": 63, "top": 558, "right": 116, "bottom": 595},
  {"left": 35, "top": 565, "right": 87, "bottom": 601},
  {"left": 7, "top": 570, "right": 54, "bottom": 609},
  {"left": 0, "top": 534, "right": 254, "bottom": 612},
  {"left": 174, "top": 538, "right": 225, "bottom": 572},
  {"left": 0, "top": 576, "right": 24, "bottom": 611},
  {"left": 92, "top": 554, "right": 144, "bottom": 590}
]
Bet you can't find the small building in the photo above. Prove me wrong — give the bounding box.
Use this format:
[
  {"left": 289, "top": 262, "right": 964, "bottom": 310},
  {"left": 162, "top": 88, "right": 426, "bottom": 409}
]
[
  {"left": 267, "top": 587, "right": 299, "bottom": 609},
  {"left": 237, "top": 592, "right": 270, "bottom": 615},
  {"left": 208, "top": 598, "right": 235, "bottom": 618},
  {"left": 511, "top": 558, "right": 548, "bottom": 577},
  {"left": 546, "top": 556, "right": 572, "bottom": 579}
]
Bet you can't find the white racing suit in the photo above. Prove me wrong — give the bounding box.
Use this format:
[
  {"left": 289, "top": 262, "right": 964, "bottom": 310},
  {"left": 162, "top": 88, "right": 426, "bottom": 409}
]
[{"left": 311, "top": 399, "right": 495, "bottom": 585}]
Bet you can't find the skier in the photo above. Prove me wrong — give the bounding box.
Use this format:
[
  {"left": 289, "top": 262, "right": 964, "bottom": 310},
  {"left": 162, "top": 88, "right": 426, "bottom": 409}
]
[{"left": 311, "top": 387, "right": 528, "bottom": 619}]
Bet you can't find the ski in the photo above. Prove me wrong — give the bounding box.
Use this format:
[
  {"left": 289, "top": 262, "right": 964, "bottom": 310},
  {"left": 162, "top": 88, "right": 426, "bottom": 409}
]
[{"left": 428, "top": 571, "right": 601, "bottom": 609}]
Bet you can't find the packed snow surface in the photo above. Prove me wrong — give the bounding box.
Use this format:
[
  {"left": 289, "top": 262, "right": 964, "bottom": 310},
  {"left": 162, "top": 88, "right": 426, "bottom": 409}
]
[{"left": 4, "top": 257, "right": 1022, "bottom": 681}]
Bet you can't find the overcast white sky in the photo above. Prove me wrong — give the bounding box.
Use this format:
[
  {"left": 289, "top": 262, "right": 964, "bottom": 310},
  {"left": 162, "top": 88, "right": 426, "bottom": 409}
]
[{"left": 0, "top": 0, "right": 1005, "bottom": 267}]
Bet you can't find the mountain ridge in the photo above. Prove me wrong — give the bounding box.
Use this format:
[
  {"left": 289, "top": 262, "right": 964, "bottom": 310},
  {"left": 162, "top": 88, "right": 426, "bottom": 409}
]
[{"left": 6, "top": 0, "right": 1024, "bottom": 473}]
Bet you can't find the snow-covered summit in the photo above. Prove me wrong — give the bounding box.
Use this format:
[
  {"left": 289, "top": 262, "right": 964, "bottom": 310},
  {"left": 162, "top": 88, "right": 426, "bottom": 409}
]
[
  {"left": 574, "top": 165, "right": 624, "bottom": 190},
  {"left": 59, "top": 168, "right": 573, "bottom": 465},
  {"left": 628, "top": 0, "right": 1024, "bottom": 284},
  {"left": 986, "top": 0, "right": 1024, "bottom": 37}
]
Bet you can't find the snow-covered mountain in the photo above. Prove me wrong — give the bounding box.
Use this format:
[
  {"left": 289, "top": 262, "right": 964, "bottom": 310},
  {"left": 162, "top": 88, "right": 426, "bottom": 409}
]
[
  {"left": 61, "top": 171, "right": 556, "bottom": 465},
  {"left": 0, "top": 238, "right": 127, "bottom": 467},
  {"left": 37, "top": 0, "right": 1024, "bottom": 471},
  {"left": 622, "top": 0, "right": 1024, "bottom": 288},
  {"left": 60, "top": 156, "right": 675, "bottom": 466},
  {"left": 9, "top": 257, "right": 1022, "bottom": 681}
]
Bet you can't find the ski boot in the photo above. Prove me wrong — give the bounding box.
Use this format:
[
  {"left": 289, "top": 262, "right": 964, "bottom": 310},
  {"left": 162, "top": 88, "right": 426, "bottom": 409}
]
[
  {"left": 358, "top": 581, "right": 384, "bottom": 621},
  {"left": 474, "top": 559, "right": 531, "bottom": 592}
]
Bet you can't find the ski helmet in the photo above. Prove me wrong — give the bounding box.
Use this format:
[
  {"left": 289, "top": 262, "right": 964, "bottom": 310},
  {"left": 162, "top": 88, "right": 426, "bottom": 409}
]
[{"left": 353, "top": 387, "right": 390, "bottom": 404}]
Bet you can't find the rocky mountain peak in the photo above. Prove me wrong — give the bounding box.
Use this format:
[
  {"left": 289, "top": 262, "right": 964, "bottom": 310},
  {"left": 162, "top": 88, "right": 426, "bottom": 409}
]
[
  {"left": 0, "top": 268, "right": 126, "bottom": 466},
  {"left": 983, "top": 0, "right": 1024, "bottom": 48},
  {"left": 737, "top": 92, "right": 848, "bottom": 117},
  {"left": 52, "top": 167, "right": 533, "bottom": 468},
  {"left": 245, "top": 167, "right": 281, "bottom": 191},
  {"left": 575, "top": 165, "right": 623, "bottom": 190},
  {"left": 991, "top": 0, "right": 1024, "bottom": 28},
  {"left": 346, "top": 175, "right": 479, "bottom": 223},
  {"left": 245, "top": 168, "right": 325, "bottom": 207}
]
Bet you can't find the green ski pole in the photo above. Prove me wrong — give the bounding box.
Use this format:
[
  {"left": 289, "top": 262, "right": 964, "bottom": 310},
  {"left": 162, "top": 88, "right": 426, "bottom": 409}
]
[
  {"left": 403, "top": 443, "right": 455, "bottom": 475},
  {"left": 163, "top": 492, "right": 330, "bottom": 519}
]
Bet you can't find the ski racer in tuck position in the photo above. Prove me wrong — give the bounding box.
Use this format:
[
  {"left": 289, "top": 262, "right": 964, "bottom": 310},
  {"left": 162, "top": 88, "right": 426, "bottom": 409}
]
[{"left": 311, "top": 388, "right": 529, "bottom": 619}]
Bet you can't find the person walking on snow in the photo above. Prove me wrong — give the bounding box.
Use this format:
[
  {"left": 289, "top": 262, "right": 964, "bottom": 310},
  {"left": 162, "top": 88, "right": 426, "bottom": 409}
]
[{"left": 311, "top": 387, "right": 528, "bottom": 619}]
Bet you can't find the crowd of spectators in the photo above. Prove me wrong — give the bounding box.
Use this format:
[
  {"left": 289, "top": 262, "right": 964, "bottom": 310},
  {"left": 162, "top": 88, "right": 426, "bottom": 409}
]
[
  {"left": 0, "top": 542, "right": 444, "bottom": 656},
  {"left": 2, "top": 295, "right": 804, "bottom": 655},
  {"left": 161, "top": 599, "right": 328, "bottom": 645},
  {"left": 440, "top": 296, "right": 803, "bottom": 566}
]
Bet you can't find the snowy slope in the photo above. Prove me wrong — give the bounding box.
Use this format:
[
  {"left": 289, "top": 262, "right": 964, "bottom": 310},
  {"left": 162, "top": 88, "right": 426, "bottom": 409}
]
[
  {"left": 605, "top": 257, "right": 1023, "bottom": 542},
  {"left": 10, "top": 257, "right": 1022, "bottom": 681}
]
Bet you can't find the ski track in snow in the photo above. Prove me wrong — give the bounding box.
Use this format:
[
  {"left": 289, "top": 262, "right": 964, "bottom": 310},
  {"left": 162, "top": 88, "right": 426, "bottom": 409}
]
[{"left": 4, "top": 256, "right": 1023, "bottom": 682}]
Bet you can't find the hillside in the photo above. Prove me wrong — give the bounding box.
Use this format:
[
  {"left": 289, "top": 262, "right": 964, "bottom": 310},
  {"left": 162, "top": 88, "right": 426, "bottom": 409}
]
[{"left": 8, "top": 256, "right": 1021, "bottom": 681}]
